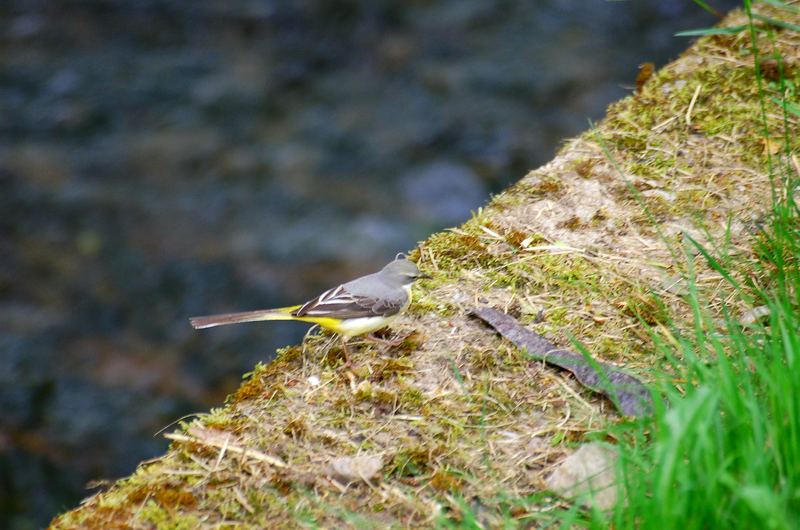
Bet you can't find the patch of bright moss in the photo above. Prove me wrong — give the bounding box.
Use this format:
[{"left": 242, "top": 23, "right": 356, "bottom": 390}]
[
  {"left": 572, "top": 158, "right": 599, "bottom": 178},
  {"left": 371, "top": 357, "right": 415, "bottom": 382},
  {"left": 139, "top": 500, "right": 200, "bottom": 530},
  {"left": 622, "top": 291, "right": 671, "bottom": 326},
  {"left": 390, "top": 443, "right": 446, "bottom": 478},
  {"left": 429, "top": 468, "right": 463, "bottom": 493}
]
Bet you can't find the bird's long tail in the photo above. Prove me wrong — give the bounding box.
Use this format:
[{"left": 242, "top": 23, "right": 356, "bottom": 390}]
[{"left": 189, "top": 306, "right": 302, "bottom": 329}]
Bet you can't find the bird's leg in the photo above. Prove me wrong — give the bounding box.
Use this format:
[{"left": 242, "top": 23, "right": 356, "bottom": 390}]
[{"left": 341, "top": 336, "right": 353, "bottom": 367}]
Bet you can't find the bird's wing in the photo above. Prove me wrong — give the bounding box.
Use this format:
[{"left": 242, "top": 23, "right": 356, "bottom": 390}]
[{"left": 292, "top": 283, "right": 405, "bottom": 319}]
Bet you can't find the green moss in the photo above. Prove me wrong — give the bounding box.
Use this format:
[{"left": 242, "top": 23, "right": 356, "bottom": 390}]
[
  {"left": 591, "top": 207, "right": 609, "bottom": 225},
  {"left": 139, "top": 500, "right": 200, "bottom": 530},
  {"left": 636, "top": 194, "right": 672, "bottom": 224},
  {"left": 572, "top": 158, "right": 599, "bottom": 178},
  {"left": 321, "top": 345, "right": 348, "bottom": 367},
  {"left": 406, "top": 291, "right": 457, "bottom": 317},
  {"left": 390, "top": 443, "right": 446, "bottom": 478},
  {"left": 282, "top": 416, "right": 308, "bottom": 439},
  {"left": 51, "top": 8, "right": 800, "bottom": 529},
  {"left": 229, "top": 357, "right": 300, "bottom": 404},
  {"left": 229, "top": 363, "right": 268, "bottom": 403},
  {"left": 203, "top": 407, "right": 246, "bottom": 431},
  {"left": 275, "top": 345, "right": 304, "bottom": 364},
  {"left": 558, "top": 215, "right": 583, "bottom": 230},
  {"left": 373, "top": 387, "right": 399, "bottom": 406},
  {"left": 422, "top": 231, "right": 492, "bottom": 269},
  {"left": 622, "top": 291, "right": 671, "bottom": 326},
  {"left": 429, "top": 468, "right": 463, "bottom": 493},
  {"left": 372, "top": 357, "right": 415, "bottom": 382},
  {"left": 399, "top": 385, "right": 425, "bottom": 408},
  {"left": 468, "top": 346, "right": 499, "bottom": 371},
  {"left": 600, "top": 48, "right": 799, "bottom": 182}
]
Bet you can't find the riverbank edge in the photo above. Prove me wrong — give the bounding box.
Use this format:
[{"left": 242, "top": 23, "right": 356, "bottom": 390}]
[{"left": 51, "top": 5, "right": 799, "bottom": 528}]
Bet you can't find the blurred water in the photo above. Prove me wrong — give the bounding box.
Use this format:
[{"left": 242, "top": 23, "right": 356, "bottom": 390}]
[{"left": 0, "top": 0, "right": 738, "bottom": 527}]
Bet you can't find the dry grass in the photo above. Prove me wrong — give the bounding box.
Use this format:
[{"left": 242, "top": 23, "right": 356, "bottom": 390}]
[{"left": 51, "top": 5, "right": 800, "bottom": 529}]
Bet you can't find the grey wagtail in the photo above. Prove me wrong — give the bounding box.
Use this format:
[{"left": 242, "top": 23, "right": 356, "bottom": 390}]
[{"left": 190, "top": 257, "right": 429, "bottom": 364}]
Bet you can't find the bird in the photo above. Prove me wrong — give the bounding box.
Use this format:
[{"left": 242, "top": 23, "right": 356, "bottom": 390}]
[{"left": 189, "top": 257, "right": 430, "bottom": 364}]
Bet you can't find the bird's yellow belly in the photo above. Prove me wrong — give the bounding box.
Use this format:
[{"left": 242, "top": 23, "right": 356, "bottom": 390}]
[
  {"left": 296, "top": 286, "right": 411, "bottom": 337},
  {"left": 300, "top": 315, "right": 396, "bottom": 337}
]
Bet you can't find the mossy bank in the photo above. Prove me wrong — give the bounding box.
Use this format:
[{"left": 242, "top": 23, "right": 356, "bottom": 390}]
[{"left": 52, "top": 5, "right": 799, "bottom": 529}]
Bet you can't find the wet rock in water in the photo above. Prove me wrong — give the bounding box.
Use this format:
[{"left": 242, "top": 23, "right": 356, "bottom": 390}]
[{"left": 401, "top": 161, "right": 487, "bottom": 226}]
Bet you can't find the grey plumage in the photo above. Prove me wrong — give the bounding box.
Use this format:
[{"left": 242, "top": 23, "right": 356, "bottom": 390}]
[
  {"left": 189, "top": 258, "right": 429, "bottom": 365},
  {"left": 293, "top": 258, "right": 424, "bottom": 319},
  {"left": 189, "top": 257, "right": 428, "bottom": 330}
]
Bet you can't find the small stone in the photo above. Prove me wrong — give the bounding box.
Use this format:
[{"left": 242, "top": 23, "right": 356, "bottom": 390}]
[
  {"left": 307, "top": 375, "right": 321, "bottom": 386},
  {"left": 545, "top": 443, "right": 618, "bottom": 511},
  {"left": 641, "top": 189, "right": 676, "bottom": 202},
  {"left": 740, "top": 305, "right": 770, "bottom": 326},
  {"left": 327, "top": 455, "right": 383, "bottom": 484}
]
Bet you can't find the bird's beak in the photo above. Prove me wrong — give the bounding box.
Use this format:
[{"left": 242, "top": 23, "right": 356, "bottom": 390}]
[{"left": 417, "top": 273, "right": 432, "bottom": 280}]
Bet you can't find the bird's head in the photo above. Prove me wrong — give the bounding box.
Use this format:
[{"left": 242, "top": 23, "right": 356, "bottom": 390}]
[{"left": 381, "top": 257, "right": 431, "bottom": 286}]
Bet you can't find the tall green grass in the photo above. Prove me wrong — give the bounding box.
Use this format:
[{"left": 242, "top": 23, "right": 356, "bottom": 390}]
[
  {"left": 608, "top": 210, "right": 799, "bottom": 530},
  {"left": 435, "top": 2, "right": 800, "bottom": 528},
  {"left": 605, "top": 1, "right": 800, "bottom": 528}
]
